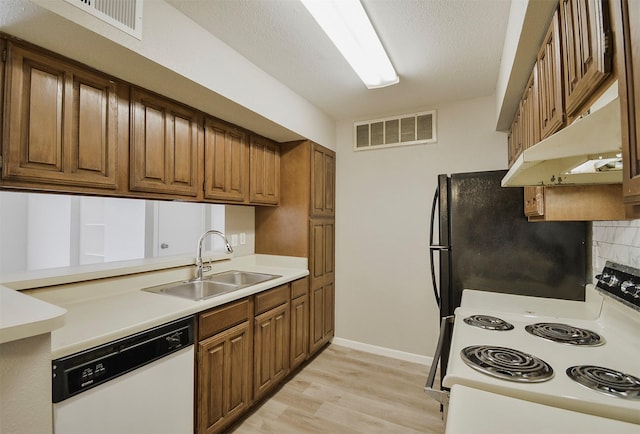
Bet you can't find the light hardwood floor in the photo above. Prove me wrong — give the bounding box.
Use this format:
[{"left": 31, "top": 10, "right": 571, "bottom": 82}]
[{"left": 229, "top": 344, "right": 445, "bottom": 433}]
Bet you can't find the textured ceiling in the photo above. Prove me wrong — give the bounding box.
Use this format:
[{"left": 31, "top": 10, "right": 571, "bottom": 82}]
[{"left": 168, "top": 0, "right": 511, "bottom": 121}]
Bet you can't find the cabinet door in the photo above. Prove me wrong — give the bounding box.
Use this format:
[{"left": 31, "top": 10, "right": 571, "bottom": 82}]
[
  {"left": 290, "top": 293, "right": 309, "bottom": 369},
  {"left": 3, "top": 42, "right": 118, "bottom": 190},
  {"left": 130, "top": 88, "right": 200, "bottom": 197},
  {"left": 560, "top": 0, "right": 612, "bottom": 117},
  {"left": 521, "top": 70, "right": 544, "bottom": 217},
  {"left": 253, "top": 302, "right": 290, "bottom": 401},
  {"left": 524, "top": 186, "right": 545, "bottom": 217},
  {"left": 249, "top": 135, "right": 280, "bottom": 205},
  {"left": 614, "top": 0, "right": 640, "bottom": 212},
  {"left": 310, "top": 285, "right": 325, "bottom": 354},
  {"left": 521, "top": 69, "right": 539, "bottom": 150},
  {"left": 309, "top": 219, "right": 335, "bottom": 355},
  {"left": 204, "top": 118, "right": 248, "bottom": 202},
  {"left": 197, "top": 321, "right": 251, "bottom": 434},
  {"left": 508, "top": 105, "right": 523, "bottom": 167},
  {"left": 537, "top": 9, "right": 565, "bottom": 139},
  {"left": 309, "top": 283, "right": 334, "bottom": 354},
  {"left": 310, "top": 219, "right": 335, "bottom": 290},
  {"left": 311, "top": 144, "right": 335, "bottom": 216}
]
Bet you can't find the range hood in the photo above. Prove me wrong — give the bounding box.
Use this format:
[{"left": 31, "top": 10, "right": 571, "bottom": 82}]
[{"left": 501, "top": 96, "right": 622, "bottom": 187}]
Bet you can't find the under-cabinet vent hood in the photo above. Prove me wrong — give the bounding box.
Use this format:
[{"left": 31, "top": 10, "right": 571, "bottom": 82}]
[{"left": 501, "top": 97, "right": 622, "bottom": 187}]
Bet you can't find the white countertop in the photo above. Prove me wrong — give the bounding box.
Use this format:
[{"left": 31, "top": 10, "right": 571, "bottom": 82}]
[
  {"left": 22, "top": 254, "right": 308, "bottom": 359},
  {"left": 460, "top": 285, "right": 604, "bottom": 319},
  {"left": 446, "top": 385, "right": 640, "bottom": 434},
  {"left": 0, "top": 285, "right": 66, "bottom": 344}
]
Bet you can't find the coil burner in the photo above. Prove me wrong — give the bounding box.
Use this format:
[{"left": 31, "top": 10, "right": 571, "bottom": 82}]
[
  {"left": 525, "top": 323, "right": 604, "bottom": 346},
  {"left": 567, "top": 366, "right": 640, "bottom": 400},
  {"left": 461, "top": 345, "right": 554, "bottom": 383},
  {"left": 463, "top": 315, "right": 514, "bottom": 331}
]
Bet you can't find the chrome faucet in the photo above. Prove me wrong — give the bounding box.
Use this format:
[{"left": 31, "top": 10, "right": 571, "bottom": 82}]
[{"left": 194, "top": 230, "right": 233, "bottom": 281}]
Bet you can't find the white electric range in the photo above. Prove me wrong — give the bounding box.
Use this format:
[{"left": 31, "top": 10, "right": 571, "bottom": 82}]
[{"left": 432, "top": 261, "right": 640, "bottom": 433}]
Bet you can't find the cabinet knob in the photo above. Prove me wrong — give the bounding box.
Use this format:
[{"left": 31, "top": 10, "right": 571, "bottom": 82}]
[{"left": 160, "top": 243, "right": 169, "bottom": 249}]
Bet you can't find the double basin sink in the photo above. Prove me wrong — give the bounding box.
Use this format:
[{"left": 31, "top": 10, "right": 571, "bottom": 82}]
[{"left": 142, "top": 270, "right": 281, "bottom": 301}]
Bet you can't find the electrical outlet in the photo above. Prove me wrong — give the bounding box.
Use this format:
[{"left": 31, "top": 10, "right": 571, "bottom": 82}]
[
  {"left": 231, "top": 234, "right": 238, "bottom": 247},
  {"left": 240, "top": 232, "right": 246, "bottom": 245}
]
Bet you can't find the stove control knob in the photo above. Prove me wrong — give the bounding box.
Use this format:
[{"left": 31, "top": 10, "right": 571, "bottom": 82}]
[
  {"left": 622, "top": 281, "right": 640, "bottom": 298},
  {"left": 607, "top": 275, "right": 619, "bottom": 287},
  {"left": 622, "top": 280, "right": 637, "bottom": 293}
]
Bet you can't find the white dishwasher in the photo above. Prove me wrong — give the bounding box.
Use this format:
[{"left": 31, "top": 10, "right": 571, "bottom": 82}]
[{"left": 52, "top": 316, "right": 194, "bottom": 434}]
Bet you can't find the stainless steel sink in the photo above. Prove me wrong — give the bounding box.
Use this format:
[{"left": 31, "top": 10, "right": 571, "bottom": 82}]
[
  {"left": 142, "top": 271, "right": 280, "bottom": 301},
  {"left": 204, "top": 270, "right": 279, "bottom": 286}
]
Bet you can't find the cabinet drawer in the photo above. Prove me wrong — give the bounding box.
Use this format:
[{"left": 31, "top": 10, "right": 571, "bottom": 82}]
[
  {"left": 255, "top": 284, "right": 290, "bottom": 315},
  {"left": 198, "top": 298, "right": 251, "bottom": 340},
  {"left": 291, "top": 277, "right": 309, "bottom": 299}
]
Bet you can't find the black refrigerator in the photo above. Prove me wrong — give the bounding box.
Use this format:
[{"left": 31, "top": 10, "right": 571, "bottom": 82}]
[{"left": 429, "top": 170, "right": 587, "bottom": 382}]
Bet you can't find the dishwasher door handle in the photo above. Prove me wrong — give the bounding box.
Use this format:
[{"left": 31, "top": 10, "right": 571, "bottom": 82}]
[{"left": 424, "top": 315, "right": 454, "bottom": 406}]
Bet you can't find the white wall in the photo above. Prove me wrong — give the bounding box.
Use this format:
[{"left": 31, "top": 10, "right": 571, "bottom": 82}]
[
  {"left": 225, "top": 206, "right": 256, "bottom": 258},
  {"left": 0, "top": 192, "right": 28, "bottom": 276},
  {"left": 335, "top": 95, "right": 508, "bottom": 359}
]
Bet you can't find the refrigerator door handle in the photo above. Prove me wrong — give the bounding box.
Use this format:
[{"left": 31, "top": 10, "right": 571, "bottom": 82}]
[
  {"left": 430, "top": 245, "right": 450, "bottom": 251},
  {"left": 429, "top": 186, "right": 444, "bottom": 307},
  {"left": 424, "top": 315, "right": 454, "bottom": 406}
]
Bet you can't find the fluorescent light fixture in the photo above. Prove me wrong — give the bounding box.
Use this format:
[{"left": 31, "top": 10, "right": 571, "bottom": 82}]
[{"left": 300, "top": 0, "right": 399, "bottom": 89}]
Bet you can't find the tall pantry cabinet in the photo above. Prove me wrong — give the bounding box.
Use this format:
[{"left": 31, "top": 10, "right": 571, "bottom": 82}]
[{"left": 255, "top": 141, "right": 335, "bottom": 357}]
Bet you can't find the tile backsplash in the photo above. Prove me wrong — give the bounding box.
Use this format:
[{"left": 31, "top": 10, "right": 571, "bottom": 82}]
[{"left": 592, "top": 219, "right": 640, "bottom": 280}]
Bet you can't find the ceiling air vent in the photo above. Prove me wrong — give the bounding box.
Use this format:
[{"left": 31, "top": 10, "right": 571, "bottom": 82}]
[
  {"left": 354, "top": 110, "right": 436, "bottom": 151},
  {"left": 64, "top": 0, "right": 143, "bottom": 39}
]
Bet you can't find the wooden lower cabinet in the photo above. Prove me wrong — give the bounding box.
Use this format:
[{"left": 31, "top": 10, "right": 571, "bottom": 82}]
[
  {"left": 197, "top": 321, "right": 252, "bottom": 434},
  {"left": 196, "top": 299, "right": 252, "bottom": 434},
  {"left": 253, "top": 302, "right": 290, "bottom": 400},
  {"left": 196, "top": 278, "right": 315, "bottom": 433},
  {"left": 290, "top": 277, "right": 309, "bottom": 370}
]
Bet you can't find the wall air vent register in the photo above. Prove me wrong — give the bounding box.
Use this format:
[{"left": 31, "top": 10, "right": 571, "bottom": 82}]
[
  {"left": 64, "top": 0, "right": 143, "bottom": 40},
  {"left": 354, "top": 110, "right": 436, "bottom": 151}
]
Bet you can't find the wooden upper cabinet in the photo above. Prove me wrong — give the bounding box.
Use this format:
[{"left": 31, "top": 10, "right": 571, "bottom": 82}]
[
  {"left": 612, "top": 0, "right": 640, "bottom": 215},
  {"left": 204, "top": 118, "right": 248, "bottom": 203},
  {"left": 520, "top": 70, "right": 545, "bottom": 218},
  {"left": 559, "top": 0, "right": 613, "bottom": 117},
  {"left": 2, "top": 42, "right": 118, "bottom": 190},
  {"left": 508, "top": 105, "right": 523, "bottom": 167},
  {"left": 521, "top": 69, "right": 540, "bottom": 150},
  {"left": 249, "top": 135, "right": 280, "bottom": 205},
  {"left": 537, "top": 8, "right": 565, "bottom": 139},
  {"left": 130, "top": 88, "right": 200, "bottom": 197},
  {"left": 310, "top": 144, "right": 335, "bottom": 216}
]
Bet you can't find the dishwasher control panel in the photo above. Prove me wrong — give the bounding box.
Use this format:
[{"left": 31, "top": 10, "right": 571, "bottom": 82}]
[{"left": 52, "top": 316, "right": 194, "bottom": 403}]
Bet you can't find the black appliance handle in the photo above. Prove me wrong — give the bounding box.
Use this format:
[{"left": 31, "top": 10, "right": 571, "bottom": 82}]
[
  {"left": 424, "top": 315, "right": 454, "bottom": 406},
  {"left": 429, "top": 186, "right": 444, "bottom": 307}
]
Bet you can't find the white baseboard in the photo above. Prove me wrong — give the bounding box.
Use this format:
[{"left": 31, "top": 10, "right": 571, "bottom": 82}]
[{"left": 331, "top": 337, "right": 433, "bottom": 366}]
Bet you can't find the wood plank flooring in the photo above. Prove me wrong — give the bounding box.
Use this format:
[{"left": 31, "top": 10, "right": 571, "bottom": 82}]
[{"left": 229, "top": 344, "right": 445, "bottom": 433}]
